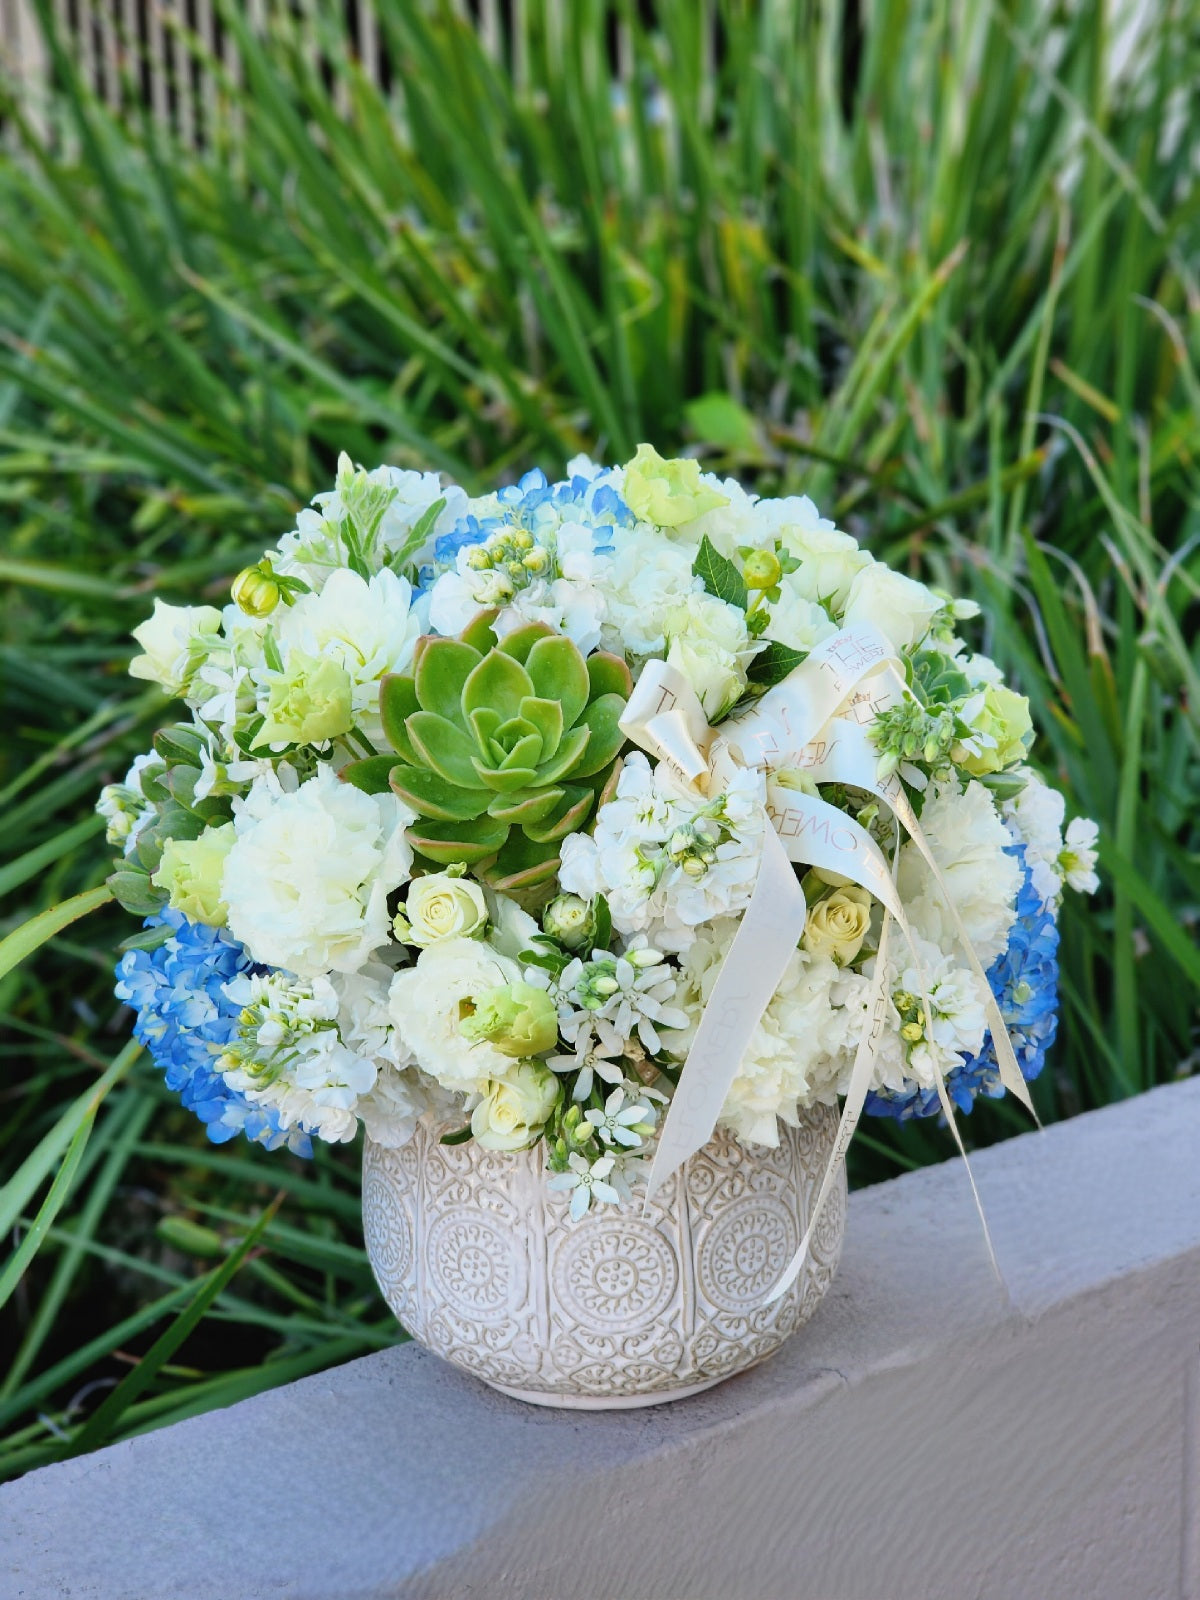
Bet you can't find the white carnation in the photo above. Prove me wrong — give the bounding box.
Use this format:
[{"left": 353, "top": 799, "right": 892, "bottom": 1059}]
[
  {"left": 676, "top": 922, "right": 869, "bottom": 1145},
  {"left": 897, "top": 779, "right": 1022, "bottom": 968},
  {"left": 388, "top": 937, "right": 523, "bottom": 1094},
  {"left": 222, "top": 765, "right": 414, "bottom": 978}
]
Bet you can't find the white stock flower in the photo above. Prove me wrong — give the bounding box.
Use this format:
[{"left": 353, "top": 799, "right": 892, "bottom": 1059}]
[
  {"left": 867, "top": 935, "right": 988, "bottom": 1095},
  {"left": 275, "top": 568, "right": 423, "bottom": 743},
  {"left": 1004, "top": 769, "right": 1066, "bottom": 907},
  {"left": 388, "top": 936, "right": 522, "bottom": 1094},
  {"left": 559, "top": 753, "right": 766, "bottom": 952},
  {"left": 897, "top": 779, "right": 1022, "bottom": 969},
  {"left": 220, "top": 969, "right": 376, "bottom": 1145},
  {"left": 222, "top": 765, "right": 414, "bottom": 977},
  {"left": 128, "top": 600, "right": 223, "bottom": 698},
  {"left": 841, "top": 562, "right": 940, "bottom": 652},
  {"left": 536, "top": 936, "right": 687, "bottom": 1056},
  {"left": 1061, "top": 817, "right": 1100, "bottom": 895},
  {"left": 96, "top": 752, "right": 163, "bottom": 855}
]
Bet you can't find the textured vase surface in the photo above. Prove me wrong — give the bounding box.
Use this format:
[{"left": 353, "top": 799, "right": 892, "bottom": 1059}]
[{"left": 362, "top": 1105, "right": 846, "bottom": 1409}]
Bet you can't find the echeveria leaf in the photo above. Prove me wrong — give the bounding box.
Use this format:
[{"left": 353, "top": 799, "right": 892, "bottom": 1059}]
[
  {"left": 380, "top": 674, "right": 420, "bottom": 761},
  {"left": 531, "top": 724, "right": 590, "bottom": 786},
  {"left": 586, "top": 651, "right": 633, "bottom": 700},
  {"left": 497, "top": 621, "right": 555, "bottom": 664},
  {"left": 408, "top": 814, "right": 509, "bottom": 865},
  {"left": 571, "top": 693, "right": 627, "bottom": 778},
  {"left": 414, "top": 639, "right": 481, "bottom": 722},
  {"left": 460, "top": 609, "right": 500, "bottom": 653},
  {"left": 486, "top": 785, "right": 567, "bottom": 825},
  {"left": 390, "top": 766, "right": 491, "bottom": 821},
  {"left": 522, "top": 784, "right": 594, "bottom": 843},
  {"left": 462, "top": 648, "right": 533, "bottom": 724},
  {"left": 525, "top": 635, "right": 589, "bottom": 730},
  {"left": 407, "top": 710, "right": 487, "bottom": 788},
  {"left": 518, "top": 696, "right": 564, "bottom": 761}
]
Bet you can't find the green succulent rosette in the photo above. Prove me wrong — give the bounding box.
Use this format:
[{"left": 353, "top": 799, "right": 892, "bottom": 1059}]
[{"left": 344, "top": 612, "right": 630, "bottom": 894}]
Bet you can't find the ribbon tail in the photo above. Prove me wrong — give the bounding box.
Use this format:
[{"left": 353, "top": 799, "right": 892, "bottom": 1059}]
[
  {"left": 644, "top": 824, "right": 807, "bottom": 1203},
  {"left": 764, "top": 908, "right": 895, "bottom": 1304}
]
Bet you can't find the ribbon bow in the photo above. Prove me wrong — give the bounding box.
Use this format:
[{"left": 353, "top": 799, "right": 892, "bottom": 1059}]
[{"left": 619, "top": 624, "right": 1036, "bottom": 1300}]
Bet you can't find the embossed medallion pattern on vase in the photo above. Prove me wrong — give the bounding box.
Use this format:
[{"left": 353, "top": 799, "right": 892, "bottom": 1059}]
[{"left": 362, "top": 1105, "right": 845, "bottom": 1409}]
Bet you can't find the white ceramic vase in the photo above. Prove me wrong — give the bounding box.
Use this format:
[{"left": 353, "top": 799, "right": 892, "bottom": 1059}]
[{"left": 362, "top": 1105, "right": 846, "bottom": 1409}]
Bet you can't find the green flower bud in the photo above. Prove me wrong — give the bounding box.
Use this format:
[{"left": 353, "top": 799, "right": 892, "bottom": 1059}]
[
  {"left": 511, "top": 530, "right": 534, "bottom": 551},
  {"left": 542, "top": 893, "right": 593, "bottom": 950},
  {"left": 900, "top": 1021, "right": 924, "bottom": 1044},
  {"left": 522, "top": 547, "right": 551, "bottom": 574},
  {"left": 232, "top": 563, "right": 282, "bottom": 618},
  {"left": 743, "top": 548, "right": 783, "bottom": 590},
  {"left": 465, "top": 546, "right": 492, "bottom": 571},
  {"left": 460, "top": 981, "right": 560, "bottom": 1057}
]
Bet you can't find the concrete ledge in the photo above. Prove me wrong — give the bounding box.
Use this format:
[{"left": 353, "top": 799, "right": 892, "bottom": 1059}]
[{"left": 4, "top": 1079, "right": 1200, "bottom": 1600}]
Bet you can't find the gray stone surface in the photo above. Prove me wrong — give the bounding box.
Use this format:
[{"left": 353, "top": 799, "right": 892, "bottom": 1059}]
[{"left": 3, "top": 1077, "right": 1199, "bottom": 1600}]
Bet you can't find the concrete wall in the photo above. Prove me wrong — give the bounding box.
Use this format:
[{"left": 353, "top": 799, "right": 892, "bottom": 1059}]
[{"left": 3, "top": 1077, "right": 1199, "bottom": 1600}]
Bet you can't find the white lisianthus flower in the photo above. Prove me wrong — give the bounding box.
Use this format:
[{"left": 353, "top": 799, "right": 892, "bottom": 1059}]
[
  {"left": 559, "top": 753, "right": 767, "bottom": 952},
  {"left": 388, "top": 937, "right": 523, "bottom": 1094},
  {"left": 757, "top": 499, "right": 871, "bottom": 611},
  {"left": 1003, "top": 768, "right": 1066, "bottom": 907},
  {"left": 275, "top": 567, "right": 424, "bottom": 744},
  {"left": 222, "top": 765, "right": 414, "bottom": 977},
  {"left": 897, "top": 779, "right": 1022, "bottom": 969},
  {"left": 128, "top": 600, "right": 223, "bottom": 698},
  {"left": 841, "top": 562, "right": 941, "bottom": 653},
  {"left": 596, "top": 525, "right": 702, "bottom": 658},
  {"left": 1060, "top": 817, "right": 1100, "bottom": 895},
  {"left": 399, "top": 873, "right": 489, "bottom": 946},
  {"left": 763, "top": 574, "right": 838, "bottom": 652},
  {"left": 662, "top": 591, "right": 758, "bottom": 721}
]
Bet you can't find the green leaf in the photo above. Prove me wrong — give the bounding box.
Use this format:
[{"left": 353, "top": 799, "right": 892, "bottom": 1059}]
[
  {"left": 408, "top": 710, "right": 489, "bottom": 787},
  {"left": 459, "top": 610, "right": 500, "bottom": 653},
  {"left": 107, "top": 868, "right": 166, "bottom": 917},
  {"left": 586, "top": 651, "right": 633, "bottom": 700},
  {"left": 439, "top": 1126, "right": 474, "bottom": 1146},
  {"left": 497, "top": 621, "right": 556, "bottom": 664},
  {"left": 390, "top": 495, "right": 446, "bottom": 570},
  {"left": 684, "top": 392, "right": 764, "bottom": 456},
  {"left": 518, "top": 696, "right": 564, "bottom": 762},
  {"left": 379, "top": 673, "right": 420, "bottom": 761},
  {"left": 571, "top": 694, "right": 627, "bottom": 778},
  {"left": 408, "top": 815, "right": 509, "bottom": 866},
  {"left": 0, "top": 884, "right": 113, "bottom": 983},
  {"left": 692, "top": 535, "right": 748, "bottom": 611},
  {"left": 530, "top": 723, "right": 591, "bottom": 786},
  {"left": 0, "top": 1110, "right": 93, "bottom": 1316},
  {"left": 339, "top": 755, "right": 399, "bottom": 795},
  {"left": 746, "top": 641, "right": 806, "bottom": 689},
  {"left": 521, "top": 785, "right": 594, "bottom": 843}
]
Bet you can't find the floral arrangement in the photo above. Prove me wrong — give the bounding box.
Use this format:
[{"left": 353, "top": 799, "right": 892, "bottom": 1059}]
[{"left": 99, "top": 446, "right": 1098, "bottom": 1223}]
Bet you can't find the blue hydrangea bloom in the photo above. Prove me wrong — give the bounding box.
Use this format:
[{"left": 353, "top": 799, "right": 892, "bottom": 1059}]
[
  {"left": 115, "top": 909, "right": 311, "bottom": 1156},
  {"left": 864, "top": 846, "right": 1060, "bottom": 1122},
  {"left": 431, "top": 466, "right": 633, "bottom": 567}
]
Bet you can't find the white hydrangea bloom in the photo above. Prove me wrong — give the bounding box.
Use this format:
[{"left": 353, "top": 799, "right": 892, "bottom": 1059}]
[
  {"left": 897, "top": 779, "right": 1022, "bottom": 968},
  {"left": 222, "top": 765, "right": 414, "bottom": 977},
  {"left": 559, "top": 753, "right": 767, "bottom": 952},
  {"left": 595, "top": 524, "right": 703, "bottom": 658},
  {"left": 388, "top": 936, "right": 522, "bottom": 1094}
]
